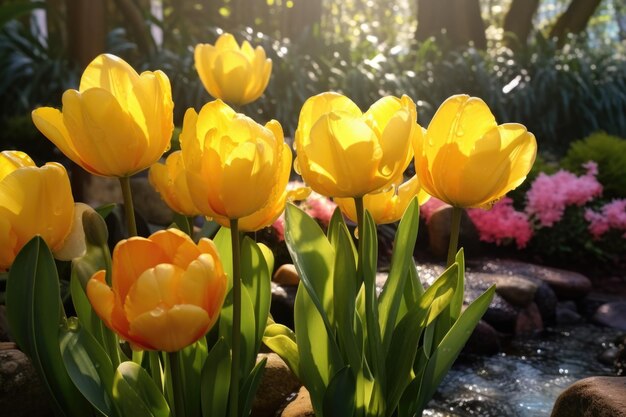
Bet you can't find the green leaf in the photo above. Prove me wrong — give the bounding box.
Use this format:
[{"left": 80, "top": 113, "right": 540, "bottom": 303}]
[
  {"left": 326, "top": 206, "right": 345, "bottom": 247},
  {"left": 95, "top": 203, "right": 116, "bottom": 220},
  {"left": 450, "top": 249, "right": 466, "bottom": 322},
  {"left": 323, "top": 367, "right": 356, "bottom": 417},
  {"left": 361, "top": 211, "right": 384, "bottom": 390},
  {"left": 218, "top": 284, "right": 257, "bottom": 377},
  {"left": 240, "top": 237, "right": 272, "bottom": 356},
  {"left": 257, "top": 242, "right": 275, "bottom": 278},
  {"left": 284, "top": 203, "right": 335, "bottom": 329},
  {"left": 180, "top": 339, "right": 208, "bottom": 417},
  {"left": 262, "top": 323, "right": 300, "bottom": 379},
  {"left": 198, "top": 219, "right": 221, "bottom": 240},
  {"left": 70, "top": 267, "right": 103, "bottom": 345},
  {"left": 201, "top": 338, "right": 231, "bottom": 417},
  {"left": 378, "top": 198, "right": 420, "bottom": 353},
  {"left": 6, "top": 236, "right": 93, "bottom": 417},
  {"left": 294, "top": 283, "right": 342, "bottom": 415},
  {"left": 415, "top": 285, "right": 495, "bottom": 411},
  {"left": 112, "top": 361, "right": 171, "bottom": 417},
  {"left": 332, "top": 223, "right": 361, "bottom": 373},
  {"left": 213, "top": 226, "right": 233, "bottom": 282},
  {"left": 59, "top": 320, "right": 116, "bottom": 416},
  {"left": 240, "top": 357, "right": 267, "bottom": 417}
]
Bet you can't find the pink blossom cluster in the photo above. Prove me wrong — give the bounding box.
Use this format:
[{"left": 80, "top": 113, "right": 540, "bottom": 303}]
[
  {"left": 467, "top": 198, "right": 533, "bottom": 248},
  {"left": 584, "top": 199, "right": 626, "bottom": 239},
  {"left": 525, "top": 162, "right": 603, "bottom": 227}
]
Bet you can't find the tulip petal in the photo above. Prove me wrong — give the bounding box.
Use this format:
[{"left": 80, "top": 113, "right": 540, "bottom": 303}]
[
  {"left": 0, "top": 213, "right": 17, "bottom": 271},
  {"left": 378, "top": 109, "right": 413, "bottom": 177},
  {"left": 79, "top": 54, "right": 138, "bottom": 99},
  {"left": 124, "top": 264, "right": 182, "bottom": 322},
  {"left": 0, "top": 162, "right": 74, "bottom": 252},
  {"left": 297, "top": 93, "right": 362, "bottom": 142},
  {"left": 364, "top": 96, "right": 403, "bottom": 137},
  {"left": 111, "top": 237, "right": 170, "bottom": 302},
  {"left": 426, "top": 95, "right": 496, "bottom": 156},
  {"left": 179, "top": 253, "right": 227, "bottom": 323},
  {"left": 31, "top": 106, "right": 86, "bottom": 172},
  {"left": 0, "top": 151, "right": 35, "bottom": 181},
  {"left": 149, "top": 229, "right": 201, "bottom": 268},
  {"left": 213, "top": 50, "right": 253, "bottom": 105},
  {"left": 129, "top": 305, "right": 211, "bottom": 352},
  {"left": 86, "top": 271, "right": 116, "bottom": 329}
]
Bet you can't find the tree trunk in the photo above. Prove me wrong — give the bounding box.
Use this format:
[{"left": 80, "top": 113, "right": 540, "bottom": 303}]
[
  {"left": 549, "top": 0, "right": 603, "bottom": 42},
  {"left": 503, "top": 0, "right": 540, "bottom": 47},
  {"left": 111, "top": 0, "right": 154, "bottom": 56},
  {"left": 65, "top": 0, "right": 107, "bottom": 202},
  {"left": 415, "top": 0, "right": 486, "bottom": 49},
  {"left": 65, "top": 0, "right": 105, "bottom": 67}
]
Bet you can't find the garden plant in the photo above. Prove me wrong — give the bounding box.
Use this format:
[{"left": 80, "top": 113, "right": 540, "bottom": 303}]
[{"left": 1, "top": 30, "right": 538, "bottom": 417}]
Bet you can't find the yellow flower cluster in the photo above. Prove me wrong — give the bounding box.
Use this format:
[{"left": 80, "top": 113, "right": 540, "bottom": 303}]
[{"left": 7, "top": 32, "right": 536, "bottom": 352}]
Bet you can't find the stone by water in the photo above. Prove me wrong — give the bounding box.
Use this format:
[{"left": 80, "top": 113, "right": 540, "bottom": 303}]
[{"left": 424, "top": 323, "right": 621, "bottom": 417}]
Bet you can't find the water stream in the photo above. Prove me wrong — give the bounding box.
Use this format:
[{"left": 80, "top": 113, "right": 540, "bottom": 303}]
[{"left": 424, "top": 324, "right": 621, "bottom": 417}]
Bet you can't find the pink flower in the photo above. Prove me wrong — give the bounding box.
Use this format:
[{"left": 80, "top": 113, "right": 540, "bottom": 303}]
[
  {"left": 302, "top": 192, "right": 336, "bottom": 226},
  {"left": 468, "top": 198, "right": 533, "bottom": 248},
  {"left": 525, "top": 162, "right": 603, "bottom": 227},
  {"left": 272, "top": 215, "right": 286, "bottom": 241},
  {"left": 585, "top": 199, "right": 626, "bottom": 239}
]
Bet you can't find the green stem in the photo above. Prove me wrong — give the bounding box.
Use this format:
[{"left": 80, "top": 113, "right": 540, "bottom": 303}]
[
  {"left": 150, "top": 351, "right": 163, "bottom": 393},
  {"left": 186, "top": 216, "right": 195, "bottom": 237},
  {"left": 446, "top": 207, "right": 463, "bottom": 267},
  {"left": 104, "top": 327, "right": 121, "bottom": 368},
  {"left": 119, "top": 176, "right": 138, "bottom": 237},
  {"left": 168, "top": 351, "right": 185, "bottom": 417},
  {"left": 229, "top": 219, "right": 242, "bottom": 417}
]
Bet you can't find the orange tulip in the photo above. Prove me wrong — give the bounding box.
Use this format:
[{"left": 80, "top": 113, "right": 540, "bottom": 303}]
[{"left": 86, "top": 229, "right": 227, "bottom": 352}]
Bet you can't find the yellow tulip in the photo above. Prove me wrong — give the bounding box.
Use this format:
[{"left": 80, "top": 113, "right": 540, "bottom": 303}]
[
  {"left": 31, "top": 54, "right": 174, "bottom": 177},
  {"left": 195, "top": 33, "right": 272, "bottom": 106},
  {"left": 0, "top": 151, "right": 87, "bottom": 270},
  {"left": 181, "top": 100, "right": 292, "bottom": 223},
  {"left": 86, "top": 228, "right": 227, "bottom": 352},
  {"left": 416, "top": 95, "right": 537, "bottom": 208},
  {"left": 294, "top": 92, "right": 416, "bottom": 198},
  {"left": 335, "top": 176, "right": 431, "bottom": 225},
  {"left": 149, "top": 151, "right": 200, "bottom": 217}
]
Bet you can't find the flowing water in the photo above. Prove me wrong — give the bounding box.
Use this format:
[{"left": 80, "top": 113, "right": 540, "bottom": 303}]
[{"left": 423, "top": 324, "right": 621, "bottom": 417}]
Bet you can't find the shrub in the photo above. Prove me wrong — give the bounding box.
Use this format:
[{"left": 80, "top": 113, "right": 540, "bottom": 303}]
[{"left": 561, "top": 132, "right": 626, "bottom": 199}]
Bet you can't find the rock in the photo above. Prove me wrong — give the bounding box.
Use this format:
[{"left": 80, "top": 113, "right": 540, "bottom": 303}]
[
  {"left": 0, "top": 346, "right": 53, "bottom": 417},
  {"left": 0, "top": 305, "right": 11, "bottom": 342},
  {"left": 598, "top": 347, "right": 621, "bottom": 366},
  {"left": 556, "top": 301, "right": 582, "bottom": 325},
  {"left": 462, "top": 320, "right": 501, "bottom": 355},
  {"left": 427, "top": 206, "right": 480, "bottom": 259},
  {"left": 467, "top": 259, "right": 559, "bottom": 323},
  {"left": 550, "top": 376, "right": 626, "bottom": 417},
  {"left": 468, "top": 291, "right": 518, "bottom": 334},
  {"left": 533, "top": 282, "right": 558, "bottom": 325},
  {"left": 468, "top": 272, "right": 537, "bottom": 307},
  {"left": 271, "top": 283, "right": 297, "bottom": 329},
  {"left": 616, "top": 347, "right": 626, "bottom": 376},
  {"left": 593, "top": 302, "right": 626, "bottom": 331},
  {"left": 515, "top": 302, "right": 543, "bottom": 337},
  {"left": 253, "top": 353, "right": 301, "bottom": 417},
  {"left": 273, "top": 264, "right": 300, "bottom": 286},
  {"left": 85, "top": 175, "right": 122, "bottom": 206},
  {"left": 280, "top": 386, "right": 314, "bottom": 417}
]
